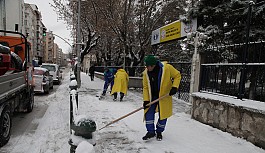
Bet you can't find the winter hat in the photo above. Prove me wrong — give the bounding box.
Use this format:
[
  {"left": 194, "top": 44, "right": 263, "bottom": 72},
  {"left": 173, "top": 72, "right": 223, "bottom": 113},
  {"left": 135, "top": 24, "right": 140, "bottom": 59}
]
[{"left": 144, "top": 55, "right": 157, "bottom": 66}]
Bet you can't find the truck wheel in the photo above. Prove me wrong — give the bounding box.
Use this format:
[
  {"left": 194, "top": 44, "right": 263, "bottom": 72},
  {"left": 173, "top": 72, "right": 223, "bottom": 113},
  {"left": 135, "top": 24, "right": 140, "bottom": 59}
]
[
  {"left": 10, "top": 52, "right": 23, "bottom": 71},
  {"left": 0, "top": 107, "right": 11, "bottom": 147},
  {"left": 27, "top": 88, "right": 34, "bottom": 113}
]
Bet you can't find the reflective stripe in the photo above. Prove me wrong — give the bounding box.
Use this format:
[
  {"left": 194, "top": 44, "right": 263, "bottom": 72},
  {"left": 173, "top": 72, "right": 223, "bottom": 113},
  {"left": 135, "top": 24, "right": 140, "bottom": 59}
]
[
  {"left": 145, "top": 120, "right": 154, "bottom": 124},
  {"left": 157, "top": 122, "right": 165, "bottom": 128}
]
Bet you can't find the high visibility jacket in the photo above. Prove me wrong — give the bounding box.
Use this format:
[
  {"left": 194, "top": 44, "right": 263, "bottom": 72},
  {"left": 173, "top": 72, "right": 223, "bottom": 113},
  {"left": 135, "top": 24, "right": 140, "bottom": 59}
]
[
  {"left": 143, "top": 61, "right": 181, "bottom": 120},
  {"left": 111, "top": 69, "right": 129, "bottom": 95}
]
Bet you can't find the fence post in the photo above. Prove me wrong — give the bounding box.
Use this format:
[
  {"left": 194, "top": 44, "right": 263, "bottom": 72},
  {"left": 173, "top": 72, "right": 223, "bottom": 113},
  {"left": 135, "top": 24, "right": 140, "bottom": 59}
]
[
  {"left": 238, "top": 1, "right": 254, "bottom": 99},
  {"left": 189, "top": 32, "right": 207, "bottom": 103}
]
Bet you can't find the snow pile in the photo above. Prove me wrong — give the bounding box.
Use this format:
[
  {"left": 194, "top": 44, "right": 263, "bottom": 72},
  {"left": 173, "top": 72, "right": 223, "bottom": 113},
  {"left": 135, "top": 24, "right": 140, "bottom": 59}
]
[
  {"left": 76, "top": 141, "right": 94, "bottom": 153},
  {"left": 74, "top": 115, "right": 94, "bottom": 126}
]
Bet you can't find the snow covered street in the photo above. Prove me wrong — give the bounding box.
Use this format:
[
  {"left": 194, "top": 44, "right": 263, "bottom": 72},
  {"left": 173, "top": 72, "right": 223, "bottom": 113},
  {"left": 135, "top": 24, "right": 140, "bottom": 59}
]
[{"left": 1, "top": 71, "right": 265, "bottom": 153}]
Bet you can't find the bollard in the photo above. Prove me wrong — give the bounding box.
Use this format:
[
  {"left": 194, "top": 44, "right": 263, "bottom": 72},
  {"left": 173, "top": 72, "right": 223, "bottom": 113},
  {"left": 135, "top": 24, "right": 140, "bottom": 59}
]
[
  {"left": 68, "top": 80, "right": 96, "bottom": 153},
  {"left": 69, "top": 80, "right": 78, "bottom": 125},
  {"left": 70, "top": 74, "right": 76, "bottom": 81},
  {"left": 69, "top": 79, "right": 77, "bottom": 90},
  {"left": 69, "top": 80, "right": 78, "bottom": 109}
]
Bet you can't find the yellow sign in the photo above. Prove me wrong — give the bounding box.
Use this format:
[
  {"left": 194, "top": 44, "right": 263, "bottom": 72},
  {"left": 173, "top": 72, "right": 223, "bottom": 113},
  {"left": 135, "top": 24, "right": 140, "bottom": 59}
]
[
  {"left": 151, "top": 19, "right": 197, "bottom": 45},
  {"left": 160, "top": 21, "right": 181, "bottom": 43}
]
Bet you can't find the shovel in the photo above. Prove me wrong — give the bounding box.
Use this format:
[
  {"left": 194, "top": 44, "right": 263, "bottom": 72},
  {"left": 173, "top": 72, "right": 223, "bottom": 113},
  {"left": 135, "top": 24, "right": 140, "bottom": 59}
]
[{"left": 98, "top": 94, "right": 169, "bottom": 131}]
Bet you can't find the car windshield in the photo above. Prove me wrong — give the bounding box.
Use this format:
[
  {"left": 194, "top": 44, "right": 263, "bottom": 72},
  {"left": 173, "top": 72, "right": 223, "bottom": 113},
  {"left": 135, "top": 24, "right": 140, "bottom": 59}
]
[
  {"left": 42, "top": 65, "right": 56, "bottom": 71},
  {"left": 34, "top": 69, "right": 44, "bottom": 75}
]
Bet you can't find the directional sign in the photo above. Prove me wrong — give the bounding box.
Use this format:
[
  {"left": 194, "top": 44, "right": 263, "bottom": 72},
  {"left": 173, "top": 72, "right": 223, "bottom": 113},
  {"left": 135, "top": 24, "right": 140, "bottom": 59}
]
[{"left": 151, "top": 18, "right": 197, "bottom": 45}]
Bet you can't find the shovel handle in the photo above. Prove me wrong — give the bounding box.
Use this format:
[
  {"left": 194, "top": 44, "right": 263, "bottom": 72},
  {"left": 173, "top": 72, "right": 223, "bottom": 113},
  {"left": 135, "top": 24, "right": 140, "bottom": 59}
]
[
  {"left": 98, "top": 94, "right": 169, "bottom": 131},
  {"left": 145, "top": 94, "right": 169, "bottom": 107}
]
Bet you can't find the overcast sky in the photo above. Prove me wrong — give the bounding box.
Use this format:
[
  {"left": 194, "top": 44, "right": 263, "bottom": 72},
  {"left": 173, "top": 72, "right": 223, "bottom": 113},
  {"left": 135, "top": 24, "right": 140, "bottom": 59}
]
[{"left": 24, "top": 0, "right": 72, "bottom": 54}]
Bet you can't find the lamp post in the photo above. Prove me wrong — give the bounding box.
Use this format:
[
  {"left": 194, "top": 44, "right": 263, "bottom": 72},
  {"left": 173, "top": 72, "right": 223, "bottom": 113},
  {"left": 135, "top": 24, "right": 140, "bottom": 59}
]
[{"left": 76, "top": 0, "right": 81, "bottom": 88}]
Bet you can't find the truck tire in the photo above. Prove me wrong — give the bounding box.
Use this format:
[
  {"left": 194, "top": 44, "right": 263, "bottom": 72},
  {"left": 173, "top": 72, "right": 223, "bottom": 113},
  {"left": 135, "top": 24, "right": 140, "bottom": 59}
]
[
  {"left": 27, "top": 88, "right": 34, "bottom": 113},
  {"left": 0, "top": 107, "right": 11, "bottom": 147},
  {"left": 10, "top": 52, "right": 23, "bottom": 71}
]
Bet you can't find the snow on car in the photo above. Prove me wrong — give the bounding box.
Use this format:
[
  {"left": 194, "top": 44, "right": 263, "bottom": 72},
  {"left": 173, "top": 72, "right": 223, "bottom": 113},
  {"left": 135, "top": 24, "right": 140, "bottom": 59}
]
[
  {"left": 41, "top": 63, "right": 62, "bottom": 84},
  {"left": 33, "top": 67, "right": 53, "bottom": 94}
]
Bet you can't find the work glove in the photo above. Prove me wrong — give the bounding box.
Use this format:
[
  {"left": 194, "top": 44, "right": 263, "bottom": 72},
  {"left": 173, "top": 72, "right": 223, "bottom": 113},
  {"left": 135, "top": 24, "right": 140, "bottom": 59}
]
[
  {"left": 169, "top": 87, "right": 178, "bottom": 96},
  {"left": 143, "top": 101, "right": 150, "bottom": 110}
]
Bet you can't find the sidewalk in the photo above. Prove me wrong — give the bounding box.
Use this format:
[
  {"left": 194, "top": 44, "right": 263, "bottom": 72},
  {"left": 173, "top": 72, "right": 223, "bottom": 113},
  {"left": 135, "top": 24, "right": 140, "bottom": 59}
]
[{"left": 77, "top": 72, "right": 265, "bottom": 153}]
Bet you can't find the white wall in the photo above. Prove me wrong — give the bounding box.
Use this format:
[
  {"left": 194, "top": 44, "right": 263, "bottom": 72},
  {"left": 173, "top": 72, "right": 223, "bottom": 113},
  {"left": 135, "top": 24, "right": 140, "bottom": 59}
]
[
  {"left": 0, "top": 0, "right": 6, "bottom": 30},
  {"left": 5, "top": 0, "right": 25, "bottom": 35}
]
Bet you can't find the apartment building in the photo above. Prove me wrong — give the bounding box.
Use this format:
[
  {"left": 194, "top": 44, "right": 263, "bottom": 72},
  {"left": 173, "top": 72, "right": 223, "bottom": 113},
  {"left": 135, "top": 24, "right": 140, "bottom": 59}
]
[
  {"left": 24, "top": 3, "right": 36, "bottom": 62},
  {"left": 45, "top": 31, "right": 54, "bottom": 63},
  {"left": 57, "top": 48, "right": 62, "bottom": 65},
  {"left": 1, "top": 0, "right": 63, "bottom": 65},
  {"left": 53, "top": 42, "right": 58, "bottom": 64},
  {"left": 24, "top": 3, "right": 45, "bottom": 63}
]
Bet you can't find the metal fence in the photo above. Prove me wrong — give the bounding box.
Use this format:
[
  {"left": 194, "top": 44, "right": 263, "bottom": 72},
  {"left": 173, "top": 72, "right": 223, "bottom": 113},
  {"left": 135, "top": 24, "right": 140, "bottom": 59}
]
[
  {"left": 94, "top": 66, "right": 146, "bottom": 77},
  {"left": 95, "top": 62, "right": 191, "bottom": 102},
  {"left": 200, "top": 63, "right": 265, "bottom": 101},
  {"left": 170, "top": 62, "right": 191, "bottom": 102},
  {"left": 200, "top": 41, "right": 265, "bottom": 102}
]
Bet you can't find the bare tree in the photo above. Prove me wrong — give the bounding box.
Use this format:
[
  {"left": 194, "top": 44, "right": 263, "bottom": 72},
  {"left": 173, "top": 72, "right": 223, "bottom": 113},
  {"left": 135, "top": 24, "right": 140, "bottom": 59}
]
[
  {"left": 52, "top": 0, "right": 99, "bottom": 64},
  {"left": 52, "top": 0, "right": 189, "bottom": 73}
]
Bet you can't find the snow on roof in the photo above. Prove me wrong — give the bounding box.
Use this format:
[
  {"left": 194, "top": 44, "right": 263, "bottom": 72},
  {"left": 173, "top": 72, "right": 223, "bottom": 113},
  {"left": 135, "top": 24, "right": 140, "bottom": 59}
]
[
  {"left": 192, "top": 91, "right": 265, "bottom": 115},
  {"left": 34, "top": 67, "right": 48, "bottom": 72},
  {"left": 41, "top": 63, "right": 58, "bottom": 66}
]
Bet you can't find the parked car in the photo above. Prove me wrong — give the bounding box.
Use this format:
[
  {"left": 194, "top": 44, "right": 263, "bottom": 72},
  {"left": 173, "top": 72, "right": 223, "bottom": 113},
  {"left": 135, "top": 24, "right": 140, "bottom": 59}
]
[
  {"left": 41, "top": 63, "right": 62, "bottom": 84},
  {"left": 33, "top": 67, "right": 53, "bottom": 94}
]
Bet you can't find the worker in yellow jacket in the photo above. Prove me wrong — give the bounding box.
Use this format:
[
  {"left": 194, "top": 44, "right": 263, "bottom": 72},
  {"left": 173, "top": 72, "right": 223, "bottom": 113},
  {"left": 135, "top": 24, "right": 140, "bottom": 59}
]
[
  {"left": 111, "top": 67, "right": 129, "bottom": 101},
  {"left": 142, "top": 55, "right": 181, "bottom": 141}
]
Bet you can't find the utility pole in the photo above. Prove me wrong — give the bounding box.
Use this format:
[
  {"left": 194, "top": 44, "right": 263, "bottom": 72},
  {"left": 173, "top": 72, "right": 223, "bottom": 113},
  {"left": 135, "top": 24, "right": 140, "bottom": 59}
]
[{"left": 76, "top": 0, "right": 81, "bottom": 88}]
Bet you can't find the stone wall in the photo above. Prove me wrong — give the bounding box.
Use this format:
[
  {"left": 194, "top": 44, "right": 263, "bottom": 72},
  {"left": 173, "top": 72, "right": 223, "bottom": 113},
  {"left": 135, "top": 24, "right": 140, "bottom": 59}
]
[{"left": 191, "top": 93, "right": 265, "bottom": 149}]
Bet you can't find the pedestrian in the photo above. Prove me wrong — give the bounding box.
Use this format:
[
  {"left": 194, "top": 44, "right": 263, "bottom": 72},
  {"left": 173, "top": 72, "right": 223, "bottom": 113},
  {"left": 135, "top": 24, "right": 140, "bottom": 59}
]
[
  {"left": 89, "top": 65, "right": 95, "bottom": 81},
  {"left": 102, "top": 67, "right": 114, "bottom": 96},
  {"left": 110, "top": 66, "right": 129, "bottom": 101},
  {"left": 142, "top": 55, "right": 181, "bottom": 141}
]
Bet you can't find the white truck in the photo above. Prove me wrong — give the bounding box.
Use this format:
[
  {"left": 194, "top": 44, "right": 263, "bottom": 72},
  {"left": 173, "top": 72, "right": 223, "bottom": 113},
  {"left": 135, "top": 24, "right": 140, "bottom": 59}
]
[{"left": 0, "top": 30, "right": 34, "bottom": 147}]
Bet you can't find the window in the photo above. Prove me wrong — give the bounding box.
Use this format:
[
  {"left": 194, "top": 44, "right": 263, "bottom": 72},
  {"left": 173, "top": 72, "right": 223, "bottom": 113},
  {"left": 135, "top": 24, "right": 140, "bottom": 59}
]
[
  {"left": 41, "top": 65, "right": 56, "bottom": 71},
  {"left": 34, "top": 69, "right": 44, "bottom": 75}
]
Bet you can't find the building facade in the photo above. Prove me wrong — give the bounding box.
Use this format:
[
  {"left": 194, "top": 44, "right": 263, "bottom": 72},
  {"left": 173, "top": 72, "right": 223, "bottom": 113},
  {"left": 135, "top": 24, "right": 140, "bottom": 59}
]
[
  {"left": 24, "top": 3, "right": 36, "bottom": 62},
  {"left": 1, "top": 0, "right": 64, "bottom": 66}
]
